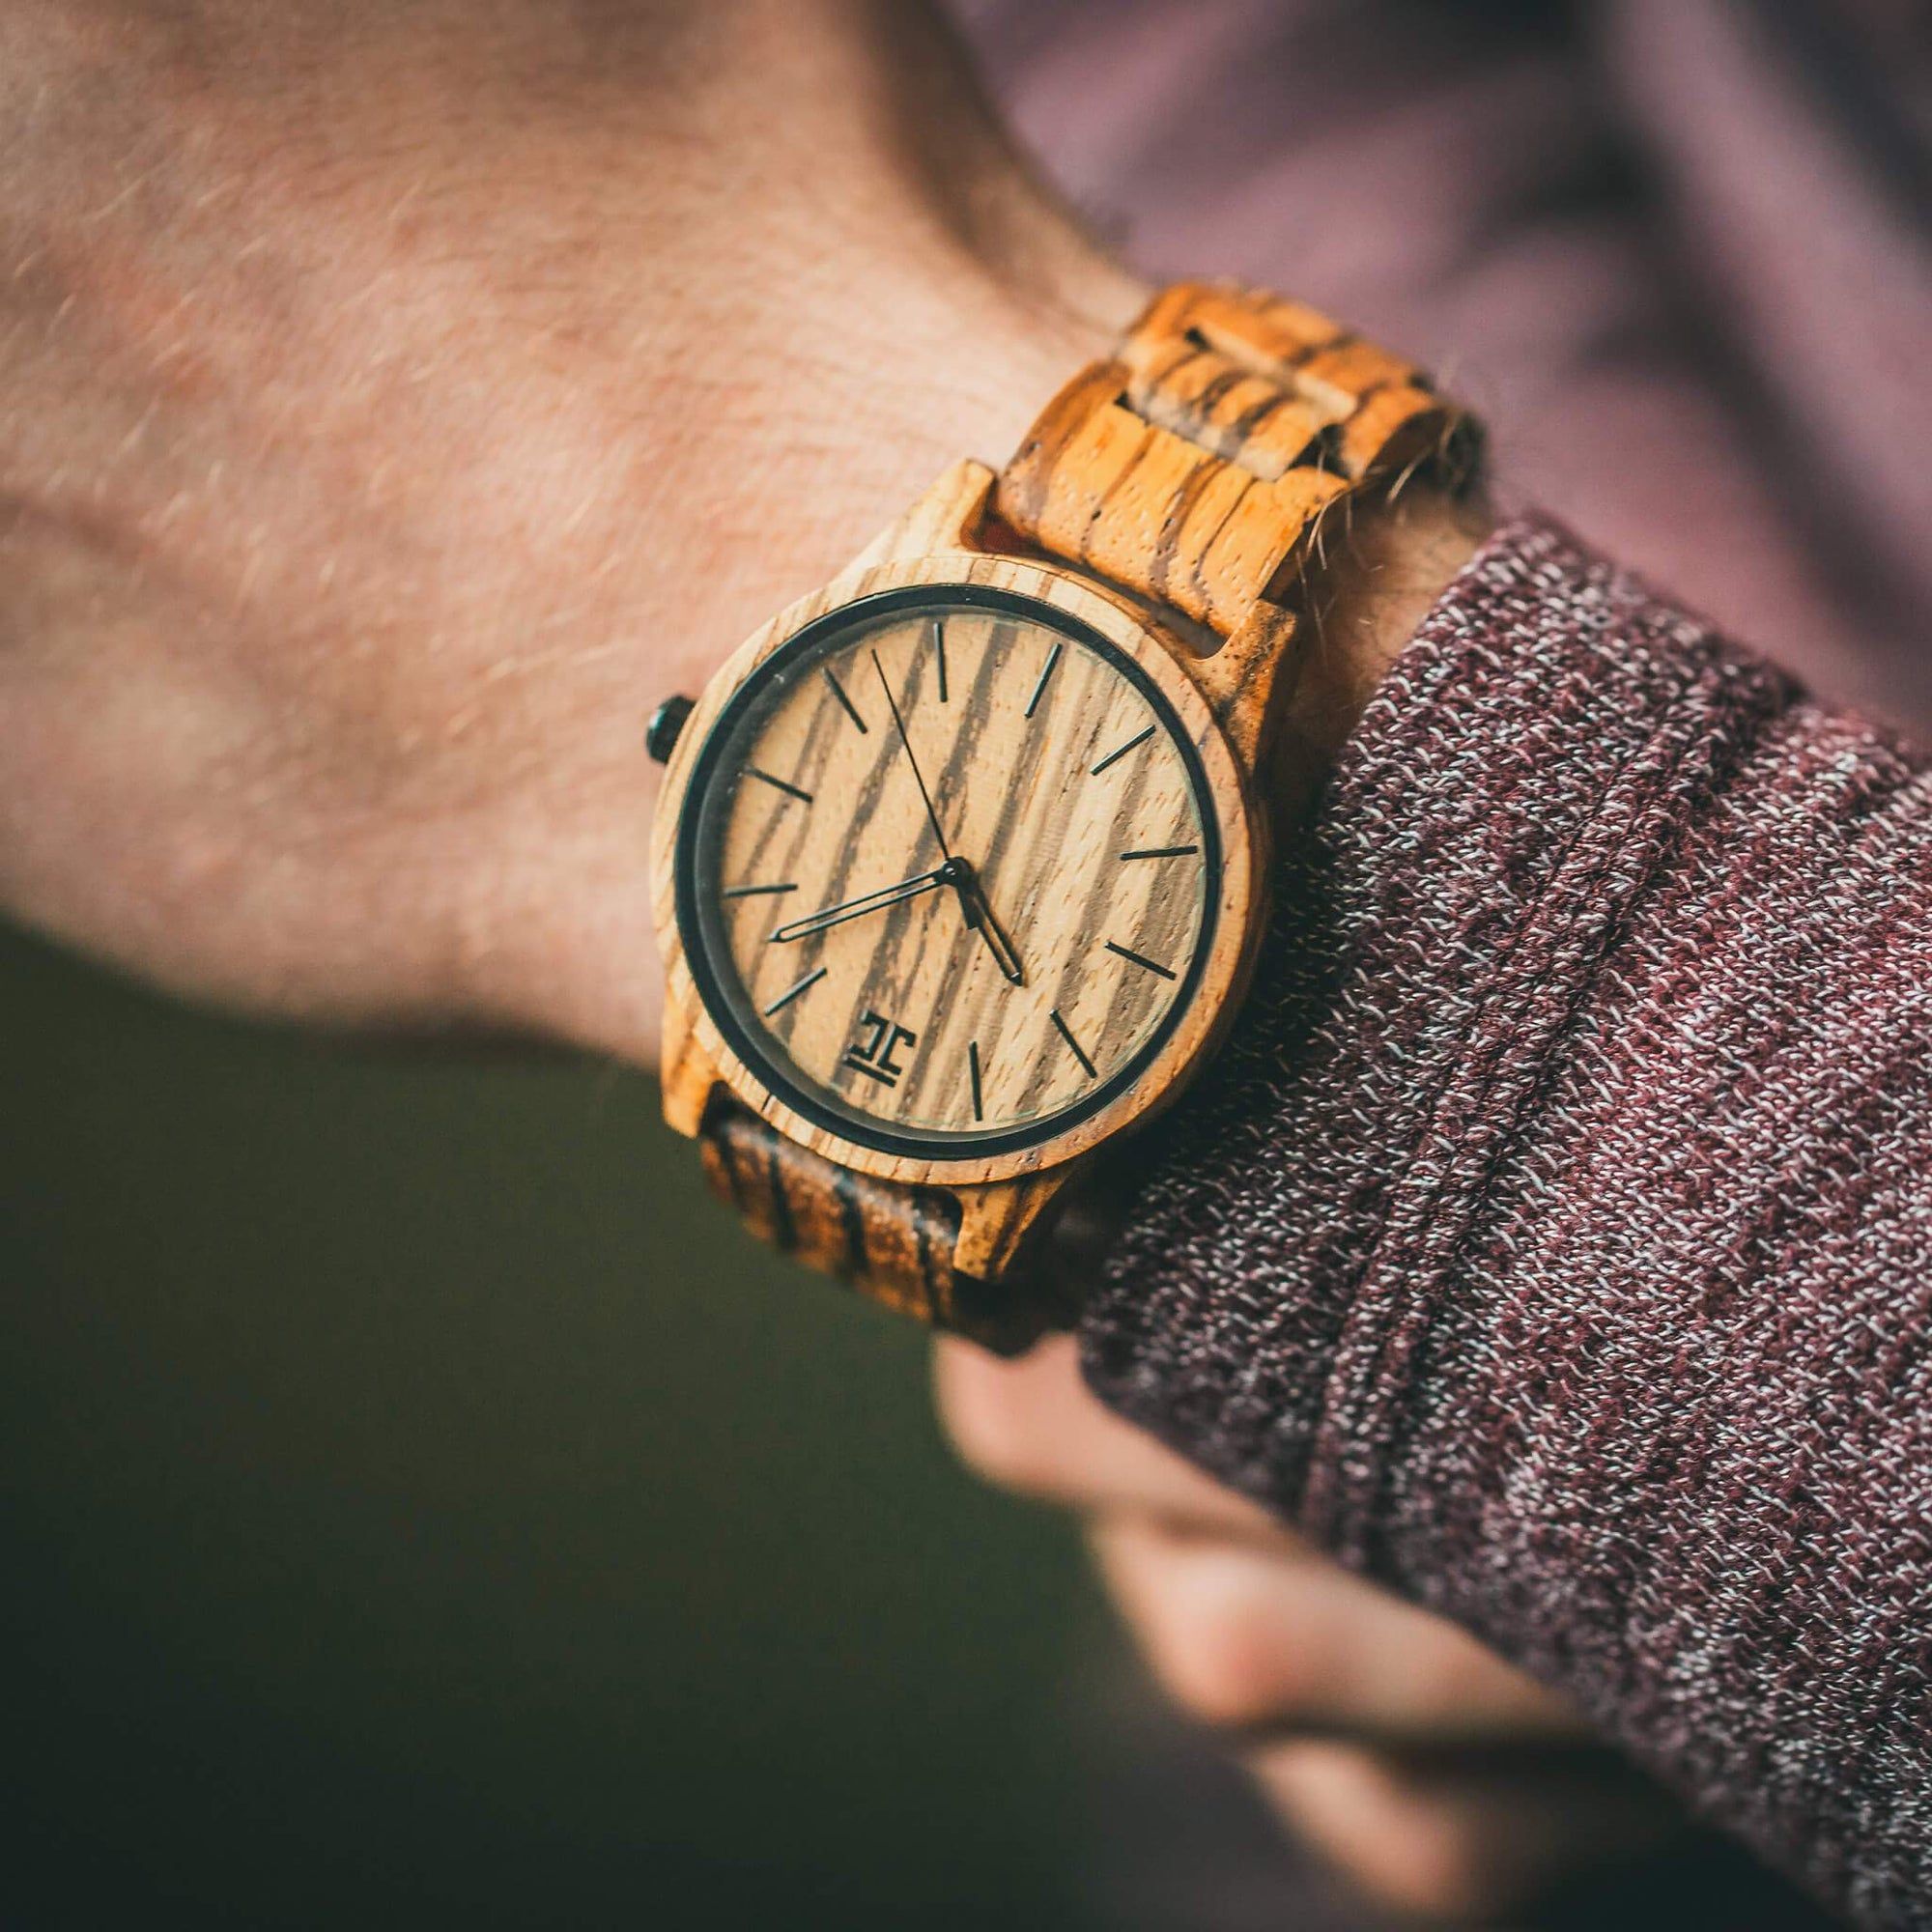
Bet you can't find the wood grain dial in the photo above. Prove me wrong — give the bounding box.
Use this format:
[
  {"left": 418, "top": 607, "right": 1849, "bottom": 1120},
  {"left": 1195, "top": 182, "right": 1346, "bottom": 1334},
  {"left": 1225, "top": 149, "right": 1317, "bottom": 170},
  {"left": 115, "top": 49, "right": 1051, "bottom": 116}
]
[{"left": 678, "top": 588, "right": 1217, "bottom": 1154}]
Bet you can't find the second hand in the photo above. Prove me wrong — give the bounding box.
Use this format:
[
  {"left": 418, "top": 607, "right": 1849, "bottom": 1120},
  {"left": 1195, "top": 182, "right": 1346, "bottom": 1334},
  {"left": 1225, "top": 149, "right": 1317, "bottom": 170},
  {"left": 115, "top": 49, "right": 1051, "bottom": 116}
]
[{"left": 871, "top": 648, "right": 951, "bottom": 862}]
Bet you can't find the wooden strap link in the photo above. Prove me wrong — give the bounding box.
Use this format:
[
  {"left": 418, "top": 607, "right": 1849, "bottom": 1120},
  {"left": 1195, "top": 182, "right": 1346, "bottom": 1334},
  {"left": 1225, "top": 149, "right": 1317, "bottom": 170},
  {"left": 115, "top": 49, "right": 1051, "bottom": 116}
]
[
  {"left": 999, "top": 281, "right": 1471, "bottom": 639},
  {"left": 700, "top": 1100, "right": 1075, "bottom": 1356}
]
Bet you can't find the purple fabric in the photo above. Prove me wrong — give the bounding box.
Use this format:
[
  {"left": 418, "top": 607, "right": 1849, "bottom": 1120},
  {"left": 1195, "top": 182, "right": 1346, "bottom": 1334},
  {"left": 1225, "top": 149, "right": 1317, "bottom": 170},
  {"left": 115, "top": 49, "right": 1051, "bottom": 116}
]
[
  {"left": 952, "top": 0, "right": 1932, "bottom": 727},
  {"left": 1082, "top": 517, "right": 1932, "bottom": 1928},
  {"left": 943, "top": 7, "right": 1932, "bottom": 1918}
]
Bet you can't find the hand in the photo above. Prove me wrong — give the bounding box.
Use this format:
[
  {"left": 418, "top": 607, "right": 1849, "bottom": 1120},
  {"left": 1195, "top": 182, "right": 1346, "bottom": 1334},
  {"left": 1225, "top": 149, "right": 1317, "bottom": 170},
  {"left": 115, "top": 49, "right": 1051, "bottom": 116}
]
[
  {"left": 936, "top": 1336, "right": 1684, "bottom": 1920},
  {"left": 769, "top": 866, "right": 952, "bottom": 944},
  {"left": 953, "top": 865, "right": 1026, "bottom": 985},
  {"left": 0, "top": 0, "right": 1138, "bottom": 1059}
]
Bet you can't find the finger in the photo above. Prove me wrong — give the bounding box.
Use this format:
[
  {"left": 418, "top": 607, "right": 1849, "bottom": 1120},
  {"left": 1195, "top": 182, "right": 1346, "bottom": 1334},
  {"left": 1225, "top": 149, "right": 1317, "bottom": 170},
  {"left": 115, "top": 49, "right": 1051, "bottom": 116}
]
[
  {"left": 933, "top": 1333, "right": 1293, "bottom": 1545},
  {"left": 1249, "top": 1737, "right": 1678, "bottom": 1920},
  {"left": 1091, "top": 1515, "right": 1585, "bottom": 1742}
]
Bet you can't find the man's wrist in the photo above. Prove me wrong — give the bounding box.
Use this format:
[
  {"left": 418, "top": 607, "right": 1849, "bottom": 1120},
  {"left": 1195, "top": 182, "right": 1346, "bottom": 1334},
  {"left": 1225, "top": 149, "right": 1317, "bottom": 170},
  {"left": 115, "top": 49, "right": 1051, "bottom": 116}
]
[
  {"left": 0, "top": 0, "right": 1477, "bottom": 1083},
  {"left": 1282, "top": 486, "right": 1494, "bottom": 769}
]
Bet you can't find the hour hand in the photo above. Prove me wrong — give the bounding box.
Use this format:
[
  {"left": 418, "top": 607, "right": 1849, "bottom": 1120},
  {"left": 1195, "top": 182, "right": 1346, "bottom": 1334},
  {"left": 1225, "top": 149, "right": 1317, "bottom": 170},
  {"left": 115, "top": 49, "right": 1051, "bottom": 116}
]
[
  {"left": 966, "top": 895, "right": 1025, "bottom": 986},
  {"left": 953, "top": 867, "right": 1026, "bottom": 986},
  {"left": 769, "top": 866, "right": 952, "bottom": 943}
]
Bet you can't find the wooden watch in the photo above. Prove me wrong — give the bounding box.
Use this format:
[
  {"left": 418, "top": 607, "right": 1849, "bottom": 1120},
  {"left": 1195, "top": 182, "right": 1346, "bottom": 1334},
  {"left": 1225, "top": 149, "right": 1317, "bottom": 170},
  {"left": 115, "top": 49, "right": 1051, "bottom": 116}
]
[{"left": 647, "top": 281, "right": 1475, "bottom": 1353}]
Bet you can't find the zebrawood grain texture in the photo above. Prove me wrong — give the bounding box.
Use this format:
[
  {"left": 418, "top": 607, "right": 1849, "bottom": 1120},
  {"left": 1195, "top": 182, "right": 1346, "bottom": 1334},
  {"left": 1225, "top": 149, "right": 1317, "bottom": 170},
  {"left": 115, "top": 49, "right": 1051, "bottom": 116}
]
[
  {"left": 708, "top": 601, "right": 1210, "bottom": 1137},
  {"left": 999, "top": 280, "right": 1475, "bottom": 768},
  {"left": 1001, "top": 356, "right": 1350, "bottom": 639},
  {"left": 652, "top": 548, "right": 1262, "bottom": 1194},
  {"left": 700, "top": 1099, "right": 1074, "bottom": 1356},
  {"left": 653, "top": 281, "right": 1478, "bottom": 1343}
]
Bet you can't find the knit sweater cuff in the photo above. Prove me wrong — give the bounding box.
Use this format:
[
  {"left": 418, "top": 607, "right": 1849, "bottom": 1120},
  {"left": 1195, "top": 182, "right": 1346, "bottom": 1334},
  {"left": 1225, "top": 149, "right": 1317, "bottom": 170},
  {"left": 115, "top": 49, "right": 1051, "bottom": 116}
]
[{"left": 1080, "top": 513, "right": 1792, "bottom": 1559}]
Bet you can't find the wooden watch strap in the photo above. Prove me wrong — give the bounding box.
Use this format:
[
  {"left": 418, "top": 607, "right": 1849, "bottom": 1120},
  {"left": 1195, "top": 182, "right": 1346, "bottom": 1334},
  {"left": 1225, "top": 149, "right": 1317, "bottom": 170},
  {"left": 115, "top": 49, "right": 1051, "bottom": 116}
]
[
  {"left": 700, "top": 1099, "right": 1075, "bottom": 1357},
  {"left": 697, "top": 281, "right": 1473, "bottom": 1347},
  {"left": 999, "top": 280, "right": 1473, "bottom": 639}
]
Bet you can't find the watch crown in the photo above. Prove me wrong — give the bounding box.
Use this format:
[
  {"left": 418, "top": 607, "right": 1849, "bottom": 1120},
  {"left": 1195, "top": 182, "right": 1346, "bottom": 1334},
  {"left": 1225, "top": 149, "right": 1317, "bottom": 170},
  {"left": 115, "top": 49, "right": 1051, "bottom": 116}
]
[{"left": 645, "top": 695, "right": 696, "bottom": 764}]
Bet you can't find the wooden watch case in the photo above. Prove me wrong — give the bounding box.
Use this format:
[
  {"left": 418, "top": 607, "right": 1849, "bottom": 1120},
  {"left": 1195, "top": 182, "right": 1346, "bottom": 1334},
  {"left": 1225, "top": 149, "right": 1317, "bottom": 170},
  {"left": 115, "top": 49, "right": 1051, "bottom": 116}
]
[{"left": 649, "top": 460, "right": 1281, "bottom": 1281}]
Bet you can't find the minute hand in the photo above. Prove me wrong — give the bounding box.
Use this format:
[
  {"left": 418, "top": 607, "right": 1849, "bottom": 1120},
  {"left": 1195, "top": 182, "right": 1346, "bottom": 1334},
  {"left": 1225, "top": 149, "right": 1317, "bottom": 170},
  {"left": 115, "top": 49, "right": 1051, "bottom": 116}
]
[{"left": 769, "top": 867, "right": 952, "bottom": 943}]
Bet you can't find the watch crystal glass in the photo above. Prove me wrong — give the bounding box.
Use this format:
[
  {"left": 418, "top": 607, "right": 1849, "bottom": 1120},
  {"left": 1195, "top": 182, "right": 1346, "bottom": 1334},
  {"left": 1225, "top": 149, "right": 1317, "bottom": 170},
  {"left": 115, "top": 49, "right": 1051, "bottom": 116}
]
[{"left": 677, "top": 587, "right": 1219, "bottom": 1156}]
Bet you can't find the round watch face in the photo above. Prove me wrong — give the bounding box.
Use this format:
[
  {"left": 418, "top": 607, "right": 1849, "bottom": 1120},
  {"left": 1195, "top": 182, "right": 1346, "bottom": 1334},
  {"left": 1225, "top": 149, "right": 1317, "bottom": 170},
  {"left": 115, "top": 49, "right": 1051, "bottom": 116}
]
[{"left": 675, "top": 585, "right": 1220, "bottom": 1158}]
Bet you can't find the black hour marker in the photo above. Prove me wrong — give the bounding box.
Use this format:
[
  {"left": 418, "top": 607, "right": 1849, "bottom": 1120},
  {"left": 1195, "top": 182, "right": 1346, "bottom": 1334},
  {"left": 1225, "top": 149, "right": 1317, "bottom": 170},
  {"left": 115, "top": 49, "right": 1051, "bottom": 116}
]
[
  {"left": 1025, "top": 640, "right": 1064, "bottom": 719},
  {"left": 968, "top": 1040, "right": 983, "bottom": 1122},
  {"left": 1050, "top": 1009, "right": 1096, "bottom": 1079},
  {"left": 1120, "top": 844, "right": 1199, "bottom": 862},
  {"left": 749, "top": 767, "right": 813, "bottom": 805},
  {"left": 933, "top": 618, "right": 949, "bottom": 703},
  {"left": 763, "top": 966, "right": 826, "bottom": 1016},
  {"left": 1106, "top": 939, "right": 1177, "bottom": 981},
  {"left": 722, "top": 881, "right": 797, "bottom": 900},
  {"left": 823, "top": 667, "right": 868, "bottom": 732},
  {"left": 1092, "top": 724, "right": 1155, "bottom": 775}
]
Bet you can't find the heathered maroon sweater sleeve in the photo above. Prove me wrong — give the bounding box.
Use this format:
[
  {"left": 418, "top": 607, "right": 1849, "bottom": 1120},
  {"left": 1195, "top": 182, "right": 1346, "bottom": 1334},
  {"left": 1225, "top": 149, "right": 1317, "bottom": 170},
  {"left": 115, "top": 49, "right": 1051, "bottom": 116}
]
[{"left": 1082, "top": 516, "right": 1932, "bottom": 1928}]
